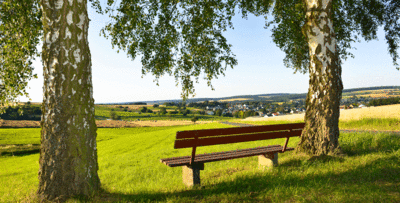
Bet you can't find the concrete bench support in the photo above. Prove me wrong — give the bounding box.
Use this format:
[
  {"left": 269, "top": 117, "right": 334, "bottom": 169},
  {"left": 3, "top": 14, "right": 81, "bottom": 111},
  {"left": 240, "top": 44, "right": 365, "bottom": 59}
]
[
  {"left": 258, "top": 152, "right": 278, "bottom": 170},
  {"left": 182, "top": 163, "right": 204, "bottom": 187}
]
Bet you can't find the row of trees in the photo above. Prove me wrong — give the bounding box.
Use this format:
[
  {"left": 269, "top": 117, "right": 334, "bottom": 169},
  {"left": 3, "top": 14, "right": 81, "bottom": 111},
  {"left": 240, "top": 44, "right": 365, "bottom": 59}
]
[
  {"left": 187, "top": 101, "right": 229, "bottom": 109},
  {"left": 0, "top": 104, "right": 41, "bottom": 120},
  {"left": 368, "top": 97, "right": 400, "bottom": 107}
]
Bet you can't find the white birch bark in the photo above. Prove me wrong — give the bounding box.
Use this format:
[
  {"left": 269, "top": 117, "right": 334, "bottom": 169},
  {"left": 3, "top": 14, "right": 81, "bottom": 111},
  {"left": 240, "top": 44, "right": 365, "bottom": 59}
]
[
  {"left": 38, "top": 0, "right": 100, "bottom": 201},
  {"left": 296, "top": 0, "right": 343, "bottom": 155}
]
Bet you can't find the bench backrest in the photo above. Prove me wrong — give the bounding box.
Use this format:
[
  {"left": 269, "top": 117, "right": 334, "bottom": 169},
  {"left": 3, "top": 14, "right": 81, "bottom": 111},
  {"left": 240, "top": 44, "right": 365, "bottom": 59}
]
[
  {"left": 174, "top": 123, "right": 305, "bottom": 149},
  {"left": 174, "top": 123, "right": 305, "bottom": 165}
]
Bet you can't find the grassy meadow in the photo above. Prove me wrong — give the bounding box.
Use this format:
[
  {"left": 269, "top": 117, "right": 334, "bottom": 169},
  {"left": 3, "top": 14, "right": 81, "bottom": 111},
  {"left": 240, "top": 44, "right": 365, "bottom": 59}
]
[{"left": 1, "top": 118, "right": 399, "bottom": 202}]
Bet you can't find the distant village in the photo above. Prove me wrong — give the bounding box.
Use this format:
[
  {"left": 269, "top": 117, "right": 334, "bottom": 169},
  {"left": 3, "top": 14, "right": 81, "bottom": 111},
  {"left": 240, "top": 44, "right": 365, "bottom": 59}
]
[
  {"left": 168, "top": 91, "right": 399, "bottom": 118},
  {"left": 193, "top": 101, "right": 306, "bottom": 118},
  {"left": 1, "top": 87, "right": 399, "bottom": 121}
]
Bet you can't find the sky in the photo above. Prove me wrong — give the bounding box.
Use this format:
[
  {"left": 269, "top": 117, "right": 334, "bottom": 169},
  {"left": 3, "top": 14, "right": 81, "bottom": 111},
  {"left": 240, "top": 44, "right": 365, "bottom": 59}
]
[{"left": 19, "top": 1, "right": 399, "bottom": 104}]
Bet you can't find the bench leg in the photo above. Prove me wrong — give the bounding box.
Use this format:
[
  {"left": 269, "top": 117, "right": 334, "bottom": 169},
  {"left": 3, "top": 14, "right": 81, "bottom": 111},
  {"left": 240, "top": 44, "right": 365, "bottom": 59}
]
[
  {"left": 258, "top": 152, "right": 278, "bottom": 170},
  {"left": 182, "top": 163, "right": 204, "bottom": 187}
]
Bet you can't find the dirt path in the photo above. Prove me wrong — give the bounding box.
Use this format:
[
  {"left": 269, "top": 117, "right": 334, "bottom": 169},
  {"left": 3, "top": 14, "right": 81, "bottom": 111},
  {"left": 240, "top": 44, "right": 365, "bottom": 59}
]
[
  {"left": 0, "top": 119, "right": 214, "bottom": 128},
  {"left": 129, "top": 120, "right": 213, "bottom": 127}
]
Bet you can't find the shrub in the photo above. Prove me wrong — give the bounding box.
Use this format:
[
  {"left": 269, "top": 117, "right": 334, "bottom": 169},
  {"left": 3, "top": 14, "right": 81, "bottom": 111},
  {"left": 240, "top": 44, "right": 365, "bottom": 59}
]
[
  {"left": 159, "top": 107, "right": 167, "bottom": 115},
  {"left": 153, "top": 104, "right": 159, "bottom": 108},
  {"left": 224, "top": 112, "right": 233, "bottom": 117},
  {"left": 191, "top": 116, "right": 198, "bottom": 123},
  {"left": 110, "top": 111, "right": 120, "bottom": 120},
  {"left": 169, "top": 110, "right": 178, "bottom": 115},
  {"left": 140, "top": 107, "right": 148, "bottom": 113}
]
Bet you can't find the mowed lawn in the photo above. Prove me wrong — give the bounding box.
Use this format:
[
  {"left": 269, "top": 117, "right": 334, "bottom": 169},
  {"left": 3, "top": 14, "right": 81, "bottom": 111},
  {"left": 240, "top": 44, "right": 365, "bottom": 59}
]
[{"left": 0, "top": 121, "right": 399, "bottom": 202}]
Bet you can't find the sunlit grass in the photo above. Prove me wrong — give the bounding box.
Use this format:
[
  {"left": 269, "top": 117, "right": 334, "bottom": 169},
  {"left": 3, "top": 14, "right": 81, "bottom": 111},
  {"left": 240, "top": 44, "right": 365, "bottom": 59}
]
[
  {"left": 0, "top": 122, "right": 399, "bottom": 202},
  {"left": 339, "top": 118, "right": 400, "bottom": 131},
  {"left": 0, "top": 128, "right": 41, "bottom": 145}
]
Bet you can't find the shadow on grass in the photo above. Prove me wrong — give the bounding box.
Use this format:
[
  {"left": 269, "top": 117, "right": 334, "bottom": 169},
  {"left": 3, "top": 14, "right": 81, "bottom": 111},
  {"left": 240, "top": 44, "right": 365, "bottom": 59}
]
[
  {"left": 88, "top": 151, "right": 400, "bottom": 202},
  {"left": 0, "top": 144, "right": 40, "bottom": 157},
  {"left": 307, "top": 154, "right": 346, "bottom": 163}
]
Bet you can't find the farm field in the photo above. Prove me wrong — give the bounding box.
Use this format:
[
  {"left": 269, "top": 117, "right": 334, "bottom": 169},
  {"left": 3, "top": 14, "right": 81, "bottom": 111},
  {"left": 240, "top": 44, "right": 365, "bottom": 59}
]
[
  {"left": 342, "top": 88, "right": 400, "bottom": 99},
  {"left": 94, "top": 105, "right": 236, "bottom": 122},
  {"left": 218, "top": 98, "right": 251, "bottom": 102},
  {"left": 242, "top": 104, "right": 400, "bottom": 131},
  {"left": 1, "top": 120, "right": 400, "bottom": 202}
]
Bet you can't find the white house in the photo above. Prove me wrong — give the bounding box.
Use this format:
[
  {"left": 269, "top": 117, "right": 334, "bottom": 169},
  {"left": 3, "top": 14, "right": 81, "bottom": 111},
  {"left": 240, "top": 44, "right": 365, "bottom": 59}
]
[
  {"left": 206, "top": 111, "right": 214, "bottom": 115},
  {"left": 359, "top": 104, "right": 367, "bottom": 108}
]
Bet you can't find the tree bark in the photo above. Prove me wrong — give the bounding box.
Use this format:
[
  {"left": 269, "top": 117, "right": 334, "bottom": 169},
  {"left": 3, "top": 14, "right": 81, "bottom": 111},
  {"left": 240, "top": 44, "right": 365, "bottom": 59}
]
[
  {"left": 296, "top": 0, "right": 343, "bottom": 155},
  {"left": 38, "top": 0, "right": 100, "bottom": 201}
]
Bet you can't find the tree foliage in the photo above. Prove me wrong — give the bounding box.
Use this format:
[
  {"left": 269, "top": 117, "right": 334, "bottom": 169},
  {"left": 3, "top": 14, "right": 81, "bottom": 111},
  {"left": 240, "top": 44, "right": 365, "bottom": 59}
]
[
  {"left": 95, "top": 0, "right": 243, "bottom": 99},
  {"left": 140, "top": 106, "right": 148, "bottom": 112},
  {"left": 0, "top": 104, "right": 41, "bottom": 120},
  {"left": 0, "top": 0, "right": 42, "bottom": 112},
  {"left": 191, "top": 115, "right": 198, "bottom": 123},
  {"left": 88, "top": 0, "right": 399, "bottom": 100},
  {"left": 368, "top": 97, "right": 400, "bottom": 106},
  {"left": 265, "top": 0, "right": 399, "bottom": 73}
]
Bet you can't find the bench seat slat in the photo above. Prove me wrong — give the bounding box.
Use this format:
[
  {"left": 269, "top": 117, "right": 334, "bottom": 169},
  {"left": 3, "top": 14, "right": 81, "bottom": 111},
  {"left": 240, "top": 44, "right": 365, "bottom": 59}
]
[
  {"left": 176, "top": 123, "right": 305, "bottom": 139},
  {"left": 161, "top": 145, "right": 282, "bottom": 162},
  {"left": 174, "top": 130, "right": 301, "bottom": 149},
  {"left": 161, "top": 145, "right": 294, "bottom": 167}
]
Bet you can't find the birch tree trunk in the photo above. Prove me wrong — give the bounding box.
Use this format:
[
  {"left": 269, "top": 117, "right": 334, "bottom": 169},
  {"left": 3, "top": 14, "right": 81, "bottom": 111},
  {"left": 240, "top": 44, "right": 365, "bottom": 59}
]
[
  {"left": 37, "top": 0, "right": 100, "bottom": 201},
  {"left": 296, "top": 0, "right": 343, "bottom": 155}
]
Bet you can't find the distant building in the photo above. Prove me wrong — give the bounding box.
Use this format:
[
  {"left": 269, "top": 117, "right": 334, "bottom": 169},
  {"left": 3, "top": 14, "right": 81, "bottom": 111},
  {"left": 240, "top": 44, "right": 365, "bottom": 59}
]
[{"left": 359, "top": 104, "right": 367, "bottom": 108}]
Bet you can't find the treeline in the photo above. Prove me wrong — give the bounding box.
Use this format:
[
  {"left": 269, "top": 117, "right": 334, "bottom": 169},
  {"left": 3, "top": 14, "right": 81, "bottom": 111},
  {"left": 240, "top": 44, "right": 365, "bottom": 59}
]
[
  {"left": 343, "top": 86, "right": 400, "bottom": 93},
  {"left": 267, "top": 93, "right": 307, "bottom": 102},
  {"left": 0, "top": 103, "right": 42, "bottom": 120},
  {"left": 232, "top": 110, "right": 258, "bottom": 118},
  {"left": 368, "top": 97, "right": 400, "bottom": 107},
  {"left": 187, "top": 101, "right": 229, "bottom": 108}
]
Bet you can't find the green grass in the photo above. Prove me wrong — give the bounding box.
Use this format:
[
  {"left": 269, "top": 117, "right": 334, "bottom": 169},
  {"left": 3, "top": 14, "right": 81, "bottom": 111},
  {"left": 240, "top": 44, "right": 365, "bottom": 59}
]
[
  {"left": 0, "top": 128, "right": 41, "bottom": 145},
  {"left": 339, "top": 118, "right": 400, "bottom": 131},
  {"left": 1, "top": 122, "right": 400, "bottom": 202}
]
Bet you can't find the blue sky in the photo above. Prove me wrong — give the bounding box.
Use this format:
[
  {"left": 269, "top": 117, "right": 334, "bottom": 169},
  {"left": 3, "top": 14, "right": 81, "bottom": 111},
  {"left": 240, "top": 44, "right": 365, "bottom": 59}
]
[{"left": 20, "top": 2, "right": 399, "bottom": 104}]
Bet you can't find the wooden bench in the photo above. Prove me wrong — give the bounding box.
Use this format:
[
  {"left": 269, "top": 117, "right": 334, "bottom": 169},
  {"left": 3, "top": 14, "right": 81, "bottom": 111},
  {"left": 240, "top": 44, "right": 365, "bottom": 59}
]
[{"left": 160, "top": 123, "right": 304, "bottom": 187}]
